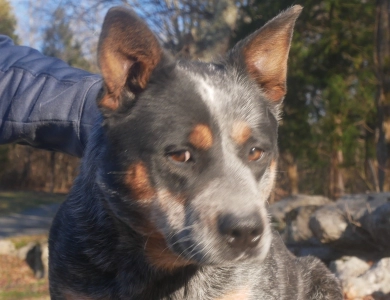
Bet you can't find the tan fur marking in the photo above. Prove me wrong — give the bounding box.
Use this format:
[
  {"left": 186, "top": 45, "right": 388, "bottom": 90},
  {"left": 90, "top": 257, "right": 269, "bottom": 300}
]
[
  {"left": 215, "top": 288, "right": 250, "bottom": 300},
  {"left": 270, "top": 159, "right": 277, "bottom": 171},
  {"left": 125, "top": 162, "right": 155, "bottom": 201},
  {"left": 100, "top": 93, "right": 119, "bottom": 111},
  {"left": 140, "top": 189, "right": 189, "bottom": 272},
  {"left": 244, "top": 38, "right": 288, "bottom": 102},
  {"left": 189, "top": 124, "right": 213, "bottom": 150},
  {"left": 158, "top": 189, "right": 186, "bottom": 206},
  {"left": 231, "top": 121, "right": 252, "bottom": 145},
  {"left": 144, "top": 232, "right": 192, "bottom": 272},
  {"left": 269, "top": 159, "right": 277, "bottom": 184},
  {"left": 269, "top": 159, "right": 278, "bottom": 191}
]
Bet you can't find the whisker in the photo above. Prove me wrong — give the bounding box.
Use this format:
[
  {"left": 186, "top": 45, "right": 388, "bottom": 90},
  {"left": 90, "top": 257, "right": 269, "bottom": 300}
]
[
  {"left": 199, "top": 240, "right": 215, "bottom": 262},
  {"left": 172, "top": 235, "right": 208, "bottom": 266},
  {"left": 187, "top": 241, "right": 210, "bottom": 262},
  {"left": 159, "top": 235, "right": 192, "bottom": 255},
  {"left": 178, "top": 224, "right": 196, "bottom": 231}
]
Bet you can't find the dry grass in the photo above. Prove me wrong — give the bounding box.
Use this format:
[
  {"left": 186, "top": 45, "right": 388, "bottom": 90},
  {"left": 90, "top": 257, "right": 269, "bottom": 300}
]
[
  {"left": 0, "top": 254, "right": 49, "bottom": 300},
  {"left": 0, "top": 191, "right": 59, "bottom": 299},
  {"left": 7, "top": 235, "right": 48, "bottom": 250}
]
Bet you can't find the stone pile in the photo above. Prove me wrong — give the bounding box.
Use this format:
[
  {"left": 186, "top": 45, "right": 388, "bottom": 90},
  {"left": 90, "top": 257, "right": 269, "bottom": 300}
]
[{"left": 269, "top": 193, "right": 390, "bottom": 299}]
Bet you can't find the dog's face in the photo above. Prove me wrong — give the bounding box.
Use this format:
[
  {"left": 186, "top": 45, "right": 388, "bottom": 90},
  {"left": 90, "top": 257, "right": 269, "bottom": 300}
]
[{"left": 96, "top": 6, "right": 301, "bottom": 271}]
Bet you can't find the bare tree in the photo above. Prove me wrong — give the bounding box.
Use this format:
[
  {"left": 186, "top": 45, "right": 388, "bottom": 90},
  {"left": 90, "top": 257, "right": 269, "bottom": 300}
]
[
  {"left": 23, "top": 0, "right": 244, "bottom": 60},
  {"left": 374, "top": 0, "right": 390, "bottom": 191}
]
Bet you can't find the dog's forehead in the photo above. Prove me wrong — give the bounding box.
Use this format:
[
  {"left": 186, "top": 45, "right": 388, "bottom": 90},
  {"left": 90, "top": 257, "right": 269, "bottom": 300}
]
[{"left": 175, "top": 61, "right": 272, "bottom": 131}]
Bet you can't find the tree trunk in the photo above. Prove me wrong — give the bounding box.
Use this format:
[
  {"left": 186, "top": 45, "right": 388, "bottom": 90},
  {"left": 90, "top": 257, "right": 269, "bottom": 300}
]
[
  {"left": 365, "top": 125, "right": 380, "bottom": 191},
  {"left": 287, "top": 163, "right": 299, "bottom": 195},
  {"left": 49, "top": 152, "right": 56, "bottom": 193},
  {"left": 329, "top": 150, "right": 345, "bottom": 199},
  {"left": 194, "top": 0, "right": 238, "bottom": 60},
  {"left": 336, "top": 149, "right": 345, "bottom": 196},
  {"left": 374, "top": 0, "right": 390, "bottom": 191},
  {"left": 282, "top": 152, "right": 299, "bottom": 195},
  {"left": 21, "top": 147, "right": 33, "bottom": 188}
]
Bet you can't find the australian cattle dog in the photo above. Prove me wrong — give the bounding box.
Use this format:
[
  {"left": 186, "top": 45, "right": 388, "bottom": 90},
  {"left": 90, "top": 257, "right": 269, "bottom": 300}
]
[{"left": 49, "top": 5, "right": 343, "bottom": 299}]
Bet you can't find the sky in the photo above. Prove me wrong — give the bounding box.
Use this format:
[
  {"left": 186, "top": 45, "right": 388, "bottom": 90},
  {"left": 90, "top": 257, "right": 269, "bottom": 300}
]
[
  {"left": 8, "top": 0, "right": 108, "bottom": 51},
  {"left": 9, "top": 0, "right": 30, "bottom": 46},
  {"left": 8, "top": 0, "right": 166, "bottom": 52},
  {"left": 8, "top": 0, "right": 62, "bottom": 49}
]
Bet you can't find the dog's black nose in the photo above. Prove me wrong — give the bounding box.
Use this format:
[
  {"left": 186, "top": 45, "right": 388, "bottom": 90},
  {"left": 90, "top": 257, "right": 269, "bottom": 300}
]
[{"left": 217, "top": 213, "right": 263, "bottom": 251}]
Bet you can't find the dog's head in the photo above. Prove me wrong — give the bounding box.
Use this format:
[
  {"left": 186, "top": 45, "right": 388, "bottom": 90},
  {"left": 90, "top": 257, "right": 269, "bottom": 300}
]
[{"left": 96, "top": 6, "right": 301, "bottom": 271}]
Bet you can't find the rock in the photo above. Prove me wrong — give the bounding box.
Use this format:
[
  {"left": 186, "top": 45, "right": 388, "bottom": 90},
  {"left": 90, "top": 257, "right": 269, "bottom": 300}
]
[
  {"left": 340, "top": 192, "right": 390, "bottom": 203},
  {"left": 41, "top": 242, "right": 49, "bottom": 278},
  {"left": 337, "top": 193, "right": 390, "bottom": 223},
  {"left": 269, "top": 194, "right": 331, "bottom": 230},
  {"left": 329, "top": 256, "right": 371, "bottom": 281},
  {"left": 340, "top": 257, "right": 390, "bottom": 299},
  {"left": 308, "top": 193, "right": 390, "bottom": 252},
  {"left": 360, "top": 203, "right": 390, "bottom": 251},
  {"left": 0, "top": 239, "right": 16, "bottom": 255},
  {"left": 309, "top": 204, "right": 348, "bottom": 243},
  {"left": 285, "top": 205, "right": 321, "bottom": 244},
  {"left": 288, "top": 244, "right": 342, "bottom": 262},
  {"left": 369, "top": 292, "right": 390, "bottom": 300}
]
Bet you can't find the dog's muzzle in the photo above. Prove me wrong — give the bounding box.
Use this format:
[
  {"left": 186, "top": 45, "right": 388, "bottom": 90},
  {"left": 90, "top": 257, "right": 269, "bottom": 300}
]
[{"left": 217, "top": 212, "right": 263, "bottom": 253}]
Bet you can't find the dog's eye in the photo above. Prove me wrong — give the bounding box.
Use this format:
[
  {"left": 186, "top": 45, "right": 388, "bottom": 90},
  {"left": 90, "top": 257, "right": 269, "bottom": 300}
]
[
  {"left": 168, "top": 150, "right": 192, "bottom": 163},
  {"left": 248, "top": 147, "right": 264, "bottom": 161}
]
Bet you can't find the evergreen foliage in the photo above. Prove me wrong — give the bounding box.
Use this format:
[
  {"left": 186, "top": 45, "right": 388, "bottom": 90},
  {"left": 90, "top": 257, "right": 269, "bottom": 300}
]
[
  {"left": 0, "top": 0, "right": 19, "bottom": 170},
  {"left": 234, "top": 0, "right": 376, "bottom": 197},
  {"left": 0, "top": 0, "right": 18, "bottom": 42}
]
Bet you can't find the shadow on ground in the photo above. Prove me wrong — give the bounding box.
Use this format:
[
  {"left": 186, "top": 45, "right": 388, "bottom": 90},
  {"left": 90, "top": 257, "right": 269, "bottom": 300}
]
[{"left": 0, "top": 203, "right": 61, "bottom": 238}]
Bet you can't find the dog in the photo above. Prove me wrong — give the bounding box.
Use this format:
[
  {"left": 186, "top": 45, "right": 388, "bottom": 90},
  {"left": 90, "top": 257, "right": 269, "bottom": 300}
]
[{"left": 49, "top": 5, "right": 343, "bottom": 300}]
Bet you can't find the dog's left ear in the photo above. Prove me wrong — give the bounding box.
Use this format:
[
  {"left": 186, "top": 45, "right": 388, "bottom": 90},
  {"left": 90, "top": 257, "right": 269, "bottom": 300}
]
[
  {"left": 228, "top": 5, "right": 302, "bottom": 103},
  {"left": 97, "top": 7, "right": 163, "bottom": 111}
]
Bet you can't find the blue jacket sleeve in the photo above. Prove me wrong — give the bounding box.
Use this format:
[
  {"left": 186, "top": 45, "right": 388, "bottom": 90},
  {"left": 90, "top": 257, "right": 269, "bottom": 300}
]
[{"left": 0, "top": 35, "right": 103, "bottom": 157}]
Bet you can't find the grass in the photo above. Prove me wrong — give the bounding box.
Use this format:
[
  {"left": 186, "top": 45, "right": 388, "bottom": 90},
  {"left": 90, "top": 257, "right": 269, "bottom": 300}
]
[
  {"left": 0, "top": 288, "right": 49, "bottom": 300},
  {"left": 0, "top": 191, "right": 62, "bottom": 299},
  {"left": 0, "top": 191, "right": 65, "bottom": 216},
  {"left": 0, "top": 253, "right": 49, "bottom": 300},
  {"left": 8, "top": 235, "right": 48, "bottom": 250}
]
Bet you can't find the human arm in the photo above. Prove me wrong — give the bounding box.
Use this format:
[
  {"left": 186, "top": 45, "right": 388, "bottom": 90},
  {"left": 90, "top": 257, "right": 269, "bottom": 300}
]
[{"left": 0, "top": 35, "right": 102, "bottom": 157}]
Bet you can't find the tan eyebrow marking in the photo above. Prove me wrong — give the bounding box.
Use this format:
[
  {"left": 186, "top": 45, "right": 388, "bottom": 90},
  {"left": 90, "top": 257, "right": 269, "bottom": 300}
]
[
  {"left": 231, "top": 121, "right": 252, "bottom": 145},
  {"left": 125, "top": 162, "right": 155, "bottom": 202},
  {"left": 189, "top": 124, "right": 213, "bottom": 150}
]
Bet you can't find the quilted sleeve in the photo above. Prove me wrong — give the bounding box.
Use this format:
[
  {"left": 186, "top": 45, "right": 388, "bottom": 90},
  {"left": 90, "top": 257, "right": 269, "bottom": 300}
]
[{"left": 0, "top": 35, "right": 102, "bottom": 157}]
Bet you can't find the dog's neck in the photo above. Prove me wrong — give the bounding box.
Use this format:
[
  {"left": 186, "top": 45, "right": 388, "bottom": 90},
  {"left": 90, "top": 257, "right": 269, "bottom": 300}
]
[{"left": 106, "top": 213, "right": 215, "bottom": 299}]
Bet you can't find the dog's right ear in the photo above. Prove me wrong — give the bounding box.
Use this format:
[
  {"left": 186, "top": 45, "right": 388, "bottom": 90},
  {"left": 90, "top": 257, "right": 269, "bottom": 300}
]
[{"left": 97, "top": 7, "right": 162, "bottom": 111}]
